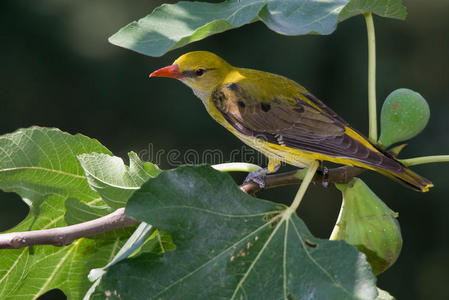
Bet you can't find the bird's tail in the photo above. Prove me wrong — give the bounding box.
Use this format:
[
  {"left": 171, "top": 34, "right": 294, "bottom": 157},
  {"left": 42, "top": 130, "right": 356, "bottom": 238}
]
[{"left": 376, "top": 166, "right": 433, "bottom": 192}]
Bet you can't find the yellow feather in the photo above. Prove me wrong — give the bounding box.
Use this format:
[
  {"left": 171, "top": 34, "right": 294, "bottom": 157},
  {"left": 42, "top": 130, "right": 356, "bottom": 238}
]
[{"left": 344, "top": 127, "right": 379, "bottom": 152}]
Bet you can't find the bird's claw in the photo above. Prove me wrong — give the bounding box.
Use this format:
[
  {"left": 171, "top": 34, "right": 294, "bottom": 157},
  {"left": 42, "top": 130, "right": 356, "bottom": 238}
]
[
  {"left": 244, "top": 168, "right": 268, "bottom": 189},
  {"left": 321, "top": 166, "right": 329, "bottom": 188}
]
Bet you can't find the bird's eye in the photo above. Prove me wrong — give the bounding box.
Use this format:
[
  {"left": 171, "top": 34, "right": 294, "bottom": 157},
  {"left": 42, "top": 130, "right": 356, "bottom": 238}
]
[{"left": 195, "top": 68, "right": 205, "bottom": 76}]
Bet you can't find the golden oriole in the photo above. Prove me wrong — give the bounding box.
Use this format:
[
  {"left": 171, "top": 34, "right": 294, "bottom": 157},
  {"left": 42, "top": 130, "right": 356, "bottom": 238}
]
[{"left": 150, "top": 51, "right": 433, "bottom": 192}]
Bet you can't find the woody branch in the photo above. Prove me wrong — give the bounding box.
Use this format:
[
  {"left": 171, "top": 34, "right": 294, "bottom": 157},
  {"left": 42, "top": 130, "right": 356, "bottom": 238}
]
[{"left": 0, "top": 165, "right": 363, "bottom": 249}]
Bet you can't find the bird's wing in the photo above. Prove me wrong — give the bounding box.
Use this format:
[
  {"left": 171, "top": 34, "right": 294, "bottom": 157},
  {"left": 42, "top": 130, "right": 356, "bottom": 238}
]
[{"left": 211, "top": 82, "right": 401, "bottom": 171}]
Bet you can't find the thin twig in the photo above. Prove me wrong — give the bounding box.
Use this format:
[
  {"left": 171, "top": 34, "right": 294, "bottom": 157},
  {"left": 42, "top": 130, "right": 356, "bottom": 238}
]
[{"left": 0, "top": 208, "right": 139, "bottom": 249}]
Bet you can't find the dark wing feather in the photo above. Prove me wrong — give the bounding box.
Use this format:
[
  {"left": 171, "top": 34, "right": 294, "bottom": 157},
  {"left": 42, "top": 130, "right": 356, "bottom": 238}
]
[{"left": 212, "top": 83, "right": 402, "bottom": 172}]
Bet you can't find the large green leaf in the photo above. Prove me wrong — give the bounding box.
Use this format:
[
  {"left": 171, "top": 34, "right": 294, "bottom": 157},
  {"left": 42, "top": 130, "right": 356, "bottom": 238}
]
[
  {"left": 258, "top": 0, "right": 348, "bottom": 35},
  {"left": 0, "top": 127, "right": 138, "bottom": 299},
  {"left": 109, "top": 0, "right": 407, "bottom": 57},
  {"left": 109, "top": 0, "right": 266, "bottom": 57},
  {"left": 0, "top": 195, "right": 126, "bottom": 300},
  {"left": 0, "top": 127, "right": 111, "bottom": 212},
  {"left": 339, "top": 0, "right": 407, "bottom": 22},
  {"left": 93, "top": 166, "right": 377, "bottom": 299},
  {"left": 78, "top": 152, "right": 161, "bottom": 209}
]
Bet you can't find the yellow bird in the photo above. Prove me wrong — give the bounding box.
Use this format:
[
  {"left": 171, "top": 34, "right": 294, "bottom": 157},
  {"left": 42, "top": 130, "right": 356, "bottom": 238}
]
[{"left": 150, "top": 51, "right": 433, "bottom": 192}]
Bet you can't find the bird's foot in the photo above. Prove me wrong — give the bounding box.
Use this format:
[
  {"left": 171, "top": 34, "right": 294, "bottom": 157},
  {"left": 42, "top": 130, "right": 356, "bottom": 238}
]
[
  {"left": 244, "top": 168, "right": 269, "bottom": 188},
  {"left": 321, "top": 166, "right": 329, "bottom": 188},
  {"left": 244, "top": 164, "right": 280, "bottom": 189}
]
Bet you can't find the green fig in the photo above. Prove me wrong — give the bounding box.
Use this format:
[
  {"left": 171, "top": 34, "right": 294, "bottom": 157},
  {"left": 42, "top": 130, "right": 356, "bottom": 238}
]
[
  {"left": 331, "top": 178, "right": 402, "bottom": 275},
  {"left": 379, "top": 88, "right": 430, "bottom": 148}
]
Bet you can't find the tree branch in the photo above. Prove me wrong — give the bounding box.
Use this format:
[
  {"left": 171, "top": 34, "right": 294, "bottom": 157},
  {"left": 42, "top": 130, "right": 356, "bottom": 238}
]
[
  {"left": 0, "top": 166, "right": 364, "bottom": 249},
  {"left": 0, "top": 208, "right": 139, "bottom": 249},
  {"left": 240, "top": 165, "right": 365, "bottom": 194}
]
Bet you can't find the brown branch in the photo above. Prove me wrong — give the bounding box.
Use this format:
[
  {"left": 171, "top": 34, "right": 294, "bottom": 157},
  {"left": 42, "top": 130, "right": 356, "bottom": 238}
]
[
  {"left": 0, "top": 208, "right": 139, "bottom": 249},
  {"left": 0, "top": 166, "right": 364, "bottom": 249},
  {"left": 240, "top": 165, "right": 365, "bottom": 195}
]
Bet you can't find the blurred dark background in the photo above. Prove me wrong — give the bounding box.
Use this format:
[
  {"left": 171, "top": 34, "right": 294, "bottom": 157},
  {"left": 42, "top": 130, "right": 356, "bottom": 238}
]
[{"left": 1, "top": 0, "right": 448, "bottom": 299}]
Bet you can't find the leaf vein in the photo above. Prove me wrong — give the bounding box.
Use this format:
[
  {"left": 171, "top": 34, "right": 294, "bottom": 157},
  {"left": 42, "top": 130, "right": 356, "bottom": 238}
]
[
  {"left": 150, "top": 218, "right": 277, "bottom": 299},
  {"left": 289, "top": 219, "right": 351, "bottom": 296}
]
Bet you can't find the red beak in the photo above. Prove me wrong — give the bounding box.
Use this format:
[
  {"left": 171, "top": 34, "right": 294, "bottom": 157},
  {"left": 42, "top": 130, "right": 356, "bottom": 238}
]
[{"left": 149, "top": 64, "right": 183, "bottom": 79}]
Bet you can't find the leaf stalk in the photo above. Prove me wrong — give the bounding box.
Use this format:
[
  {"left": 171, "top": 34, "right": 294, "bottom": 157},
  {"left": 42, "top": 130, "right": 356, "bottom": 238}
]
[
  {"left": 400, "top": 155, "right": 449, "bottom": 166},
  {"left": 289, "top": 161, "right": 319, "bottom": 212},
  {"left": 364, "top": 12, "right": 378, "bottom": 143},
  {"left": 212, "top": 162, "right": 262, "bottom": 173}
]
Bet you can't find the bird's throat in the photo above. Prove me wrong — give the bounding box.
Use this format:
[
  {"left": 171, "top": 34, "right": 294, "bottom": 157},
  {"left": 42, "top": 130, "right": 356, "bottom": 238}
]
[{"left": 191, "top": 86, "right": 210, "bottom": 105}]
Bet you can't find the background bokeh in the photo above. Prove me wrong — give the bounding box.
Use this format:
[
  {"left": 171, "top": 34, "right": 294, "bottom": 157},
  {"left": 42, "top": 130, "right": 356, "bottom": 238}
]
[{"left": 1, "top": 0, "right": 448, "bottom": 299}]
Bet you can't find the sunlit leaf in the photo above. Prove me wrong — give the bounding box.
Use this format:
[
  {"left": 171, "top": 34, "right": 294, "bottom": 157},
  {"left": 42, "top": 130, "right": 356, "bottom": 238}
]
[
  {"left": 0, "top": 195, "right": 126, "bottom": 300},
  {"left": 0, "top": 127, "right": 136, "bottom": 299},
  {"left": 78, "top": 152, "right": 160, "bottom": 209},
  {"left": 0, "top": 127, "right": 111, "bottom": 212}
]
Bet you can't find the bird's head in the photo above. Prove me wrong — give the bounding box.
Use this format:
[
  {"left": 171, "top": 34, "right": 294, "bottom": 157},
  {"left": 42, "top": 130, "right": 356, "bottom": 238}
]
[{"left": 150, "top": 51, "right": 233, "bottom": 96}]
